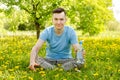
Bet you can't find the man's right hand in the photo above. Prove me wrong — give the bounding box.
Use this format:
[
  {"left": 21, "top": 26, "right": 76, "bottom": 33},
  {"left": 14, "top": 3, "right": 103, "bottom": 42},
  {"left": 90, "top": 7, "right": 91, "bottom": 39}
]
[{"left": 28, "top": 63, "right": 39, "bottom": 71}]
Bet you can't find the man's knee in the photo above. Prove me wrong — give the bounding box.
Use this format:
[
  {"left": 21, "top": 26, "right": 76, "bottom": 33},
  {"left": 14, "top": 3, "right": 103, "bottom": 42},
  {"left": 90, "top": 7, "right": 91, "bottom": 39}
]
[
  {"left": 76, "top": 63, "right": 84, "bottom": 69},
  {"left": 35, "top": 56, "right": 55, "bottom": 70},
  {"left": 61, "top": 61, "right": 76, "bottom": 71},
  {"left": 61, "top": 60, "right": 84, "bottom": 71}
]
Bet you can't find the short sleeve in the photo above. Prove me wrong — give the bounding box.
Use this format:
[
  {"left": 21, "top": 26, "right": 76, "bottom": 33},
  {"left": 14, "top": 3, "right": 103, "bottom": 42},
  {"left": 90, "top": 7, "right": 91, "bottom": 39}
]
[
  {"left": 69, "top": 29, "right": 78, "bottom": 44},
  {"left": 39, "top": 29, "right": 48, "bottom": 41}
]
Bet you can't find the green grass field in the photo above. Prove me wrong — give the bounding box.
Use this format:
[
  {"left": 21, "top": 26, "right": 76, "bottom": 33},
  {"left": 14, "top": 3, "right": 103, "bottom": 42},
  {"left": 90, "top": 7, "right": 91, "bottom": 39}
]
[{"left": 0, "top": 32, "right": 120, "bottom": 80}]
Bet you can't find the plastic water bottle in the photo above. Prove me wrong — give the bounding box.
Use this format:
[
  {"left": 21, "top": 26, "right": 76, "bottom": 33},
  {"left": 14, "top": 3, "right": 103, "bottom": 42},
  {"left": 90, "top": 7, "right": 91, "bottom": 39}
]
[{"left": 76, "top": 41, "right": 84, "bottom": 64}]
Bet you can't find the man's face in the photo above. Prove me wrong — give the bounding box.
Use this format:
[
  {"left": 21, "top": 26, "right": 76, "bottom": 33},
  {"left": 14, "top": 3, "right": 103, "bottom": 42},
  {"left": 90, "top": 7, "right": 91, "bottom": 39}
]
[{"left": 52, "top": 12, "right": 66, "bottom": 30}]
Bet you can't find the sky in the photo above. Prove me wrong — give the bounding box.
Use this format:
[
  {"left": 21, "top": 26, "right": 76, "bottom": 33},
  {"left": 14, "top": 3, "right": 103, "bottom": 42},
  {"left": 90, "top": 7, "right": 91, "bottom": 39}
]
[{"left": 112, "top": 0, "right": 120, "bottom": 22}]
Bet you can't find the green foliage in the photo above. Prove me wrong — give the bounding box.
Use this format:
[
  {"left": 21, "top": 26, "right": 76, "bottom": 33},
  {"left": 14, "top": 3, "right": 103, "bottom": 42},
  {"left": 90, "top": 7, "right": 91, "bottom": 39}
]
[
  {"left": 18, "top": 22, "right": 35, "bottom": 31},
  {"left": 3, "top": 9, "right": 29, "bottom": 31},
  {"left": 18, "top": 24, "right": 26, "bottom": 30},
  {"left": 66, "top": 0, "right": 113, "bottom": 35},
  {"left": 17, "top": 0, "right": 63, "bottom": 27}
]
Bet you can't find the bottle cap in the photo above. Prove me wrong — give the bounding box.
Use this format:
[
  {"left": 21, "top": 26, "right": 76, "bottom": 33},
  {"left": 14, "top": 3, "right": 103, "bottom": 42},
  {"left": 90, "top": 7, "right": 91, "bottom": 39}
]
[{"left": 79, "top": 41, "right": 83, "bottom": 44}]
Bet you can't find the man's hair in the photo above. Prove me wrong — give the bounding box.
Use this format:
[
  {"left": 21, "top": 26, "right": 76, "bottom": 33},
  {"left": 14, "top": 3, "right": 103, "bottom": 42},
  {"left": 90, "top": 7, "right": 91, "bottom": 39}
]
[{"left": 52, "top": 8, "right": 66, "bottom": 15}]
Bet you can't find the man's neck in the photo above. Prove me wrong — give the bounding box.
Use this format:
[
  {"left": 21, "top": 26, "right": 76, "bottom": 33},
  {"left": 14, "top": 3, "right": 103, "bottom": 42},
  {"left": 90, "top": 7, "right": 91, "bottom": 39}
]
[{"left": 54, "top": 28, "right": 64, "bottom": 36}]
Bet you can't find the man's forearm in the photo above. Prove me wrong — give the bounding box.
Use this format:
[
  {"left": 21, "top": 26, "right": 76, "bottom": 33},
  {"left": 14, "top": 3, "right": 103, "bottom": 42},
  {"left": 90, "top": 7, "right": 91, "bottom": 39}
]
[{"left": 30, "top": 47, "right": 38, "bottom": 65}]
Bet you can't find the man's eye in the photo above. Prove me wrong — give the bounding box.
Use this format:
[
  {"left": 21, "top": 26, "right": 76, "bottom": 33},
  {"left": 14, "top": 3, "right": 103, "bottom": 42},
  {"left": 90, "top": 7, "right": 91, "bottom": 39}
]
[
  {"left": 54, "top": 18, "right": 58, "bottom": 20},
  {"left": 60, "top": 19, "right": 64, "bottom": 20}
]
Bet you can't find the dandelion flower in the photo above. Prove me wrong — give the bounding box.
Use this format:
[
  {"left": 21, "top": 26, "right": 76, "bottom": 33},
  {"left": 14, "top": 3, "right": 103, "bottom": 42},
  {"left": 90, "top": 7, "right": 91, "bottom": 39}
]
[
  {"left": 28, "top": 77, "right": 33, "bottom": 80},
  {"left": 15, "top": 66, "right": 19, "bottom": 69},
  {"left": 39, "top": 71, "right": 45, "bottom": 74},
  {"left": 55, "top": 74, "right": 59, "bottom": 78},
  {"left": 59, "top": 68, "right": 63, "bottom": 71},
  {"left": 9, "top": 75, "right": 15, "bottom": 79},
  {"left": 8, "top": 69, "right": 14, "bottom": 72},
  {"left": 118, "top": 69, "right": 120, "bottom": 72},
  {"left": 0, "top": 71, "right": 2, "bottom": 75},
  {"left": 41, "top": 73, "right": 46, "bottom": 77},
  {"left": 93, "top": 72, "right": 99, "bottom": 77}
]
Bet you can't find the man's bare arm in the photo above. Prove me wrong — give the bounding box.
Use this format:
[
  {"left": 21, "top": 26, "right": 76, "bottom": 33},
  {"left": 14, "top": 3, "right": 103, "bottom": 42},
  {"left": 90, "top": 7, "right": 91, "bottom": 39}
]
[{"left": 29, "top": 39, "right": 45, "bottom": 71}]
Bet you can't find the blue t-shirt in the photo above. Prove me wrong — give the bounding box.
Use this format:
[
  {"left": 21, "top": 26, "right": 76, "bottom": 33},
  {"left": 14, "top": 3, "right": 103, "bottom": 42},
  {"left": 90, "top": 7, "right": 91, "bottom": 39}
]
[{"left": 39, "top": 26, "right": 78, "bottom": 60}]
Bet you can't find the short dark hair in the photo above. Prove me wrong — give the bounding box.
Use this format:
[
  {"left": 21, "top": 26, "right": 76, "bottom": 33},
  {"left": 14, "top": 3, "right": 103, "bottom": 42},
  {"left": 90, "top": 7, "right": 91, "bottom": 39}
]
[{"left": 52, "top": 8, "right": 66, "bottom": 15}]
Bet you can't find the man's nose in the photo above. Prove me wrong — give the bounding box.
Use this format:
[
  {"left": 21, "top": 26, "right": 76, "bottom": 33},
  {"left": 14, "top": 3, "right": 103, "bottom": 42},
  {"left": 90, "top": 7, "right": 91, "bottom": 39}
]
[{"left": 57, "top": 20, "right": 61, "bottom": 24}]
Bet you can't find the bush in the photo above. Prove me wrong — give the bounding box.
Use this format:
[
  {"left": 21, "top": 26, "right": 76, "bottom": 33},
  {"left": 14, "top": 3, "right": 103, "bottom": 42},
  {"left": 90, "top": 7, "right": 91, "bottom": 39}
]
[
  {"left": 18, "top": 24, "right": 26, "bottom": 30},
  {"left": 106, "top": 21, "right": 120, "bottom": 31},
  {"left": 18, "top": 23, "right": 35, "bottom": 31}
]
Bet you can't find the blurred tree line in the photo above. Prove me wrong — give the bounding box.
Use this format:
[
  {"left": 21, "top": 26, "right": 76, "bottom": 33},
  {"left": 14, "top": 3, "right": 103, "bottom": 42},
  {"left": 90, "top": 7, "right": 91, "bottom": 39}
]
[{"left": 0, "top": 0, "right": 114, "bottom": 38}]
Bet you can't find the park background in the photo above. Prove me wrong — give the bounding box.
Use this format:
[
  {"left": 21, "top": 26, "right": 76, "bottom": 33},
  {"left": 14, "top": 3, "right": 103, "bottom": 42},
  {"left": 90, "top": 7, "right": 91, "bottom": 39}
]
[{"left": 0, "top": 0, "right": 120, "bottom": 80}]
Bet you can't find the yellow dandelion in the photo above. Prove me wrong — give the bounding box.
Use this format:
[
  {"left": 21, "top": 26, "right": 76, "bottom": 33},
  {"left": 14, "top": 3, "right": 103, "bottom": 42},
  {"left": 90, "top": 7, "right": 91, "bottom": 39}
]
[
  {"left": 15, "top": 66, "right": 19, "bottom": 69},
  {"left": 54, "top": 67, "right": 59, "bottom": 71},
  {"left": 22, "top": 76, "right": 27, "bottom": 78},
  {"left": 55, "top": 74, "right": 59, "bottom": 78},
  {"left": 67, "top": 72, "right": 71, "bottom": 75},
  {"left": 36, "top": 68, "right": 39, "bottom": 71},
  {"left": 59, "top": 68, "right": 63, "bottom": 71},
  {"left": 2, "top": 65, "right": 7, "bottom": 69},
  {"left": 5, "top": 61, "right": 9, "bottom": 65},
  {"left": 39, "top": 71, "right": 45, "bottom": 74},
  {"left": 118, "top": 69, "right": 120, "bottom": 72},
  {"left": 84, "top": 63, "right": 87, "bottom": 68},
  {"left": 41, "top": 73, "right": 46, "bottom": 77},
  {"left": 75, "top": 68, "right": 79, "bottom": 71},
  {"left": 40, "top": 67, "right": 44, "bottom": 71},
  {"left": 93, "top": 72, "right": 99, "bottom": 77},
  {"left": 9, "top": 75, "right": 15, "bottom": 79},
  {"left": 23, "top": 71, "right": 27, "bottom": 74},
  {"left": 106, "top": 58, "right": 110, "bottom": 60},
  {"left": 8, "top": 69, "right": 14, "bottom": 72},
  {"left": 0, "top": 57, "right": 4, "bottom": 60},
  {"left": 28, "top": 77, "right": 33, "bottom": 80},
  {"left": 63, "top": 79, "right": 67, "bottom": 80},
  {"left": 84, "top": 75, "right": 88, "bottom": 78},
  {"left": 57, "top": 64, "right": 61, "bottom": 67},
  {"left": 0, "top": 71, "right": 2, "bottom": 75},
  {"left": 107, "top": 66, "right": 112, "bottom": 70}
]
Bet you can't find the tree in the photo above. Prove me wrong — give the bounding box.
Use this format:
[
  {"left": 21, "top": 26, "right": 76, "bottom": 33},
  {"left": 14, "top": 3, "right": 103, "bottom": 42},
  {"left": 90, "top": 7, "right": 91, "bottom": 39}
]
[
  {"left": 1, "top": 0, "right": 62, "bottom": 39},
  {"left": 63, "top": 0, "right": 113, "bottom": 35}
]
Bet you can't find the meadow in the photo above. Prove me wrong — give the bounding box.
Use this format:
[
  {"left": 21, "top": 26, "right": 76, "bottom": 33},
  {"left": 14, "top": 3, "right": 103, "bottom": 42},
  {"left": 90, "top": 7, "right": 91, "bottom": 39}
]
[{"left": 0, "top": 32, "right": 120, "bottom": 80}]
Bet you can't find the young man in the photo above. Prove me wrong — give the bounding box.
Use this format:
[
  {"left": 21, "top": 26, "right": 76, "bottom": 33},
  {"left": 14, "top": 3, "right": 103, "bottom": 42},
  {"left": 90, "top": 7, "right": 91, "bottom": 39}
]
[{"left": 29, "top": 8, "right": 85, "bottom": 71}]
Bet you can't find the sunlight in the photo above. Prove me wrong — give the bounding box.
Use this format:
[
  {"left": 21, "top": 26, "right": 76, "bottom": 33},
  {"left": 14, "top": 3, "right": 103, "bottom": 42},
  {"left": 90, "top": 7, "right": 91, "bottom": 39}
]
[{"left": 112, "top": 0, "right": 120, "bottom": 22}]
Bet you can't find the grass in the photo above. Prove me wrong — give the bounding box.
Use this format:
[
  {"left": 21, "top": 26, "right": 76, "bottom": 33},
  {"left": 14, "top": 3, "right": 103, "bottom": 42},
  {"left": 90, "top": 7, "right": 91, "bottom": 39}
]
[{"left": 0, "top": 31, "right": 120, "bottom": 80}]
